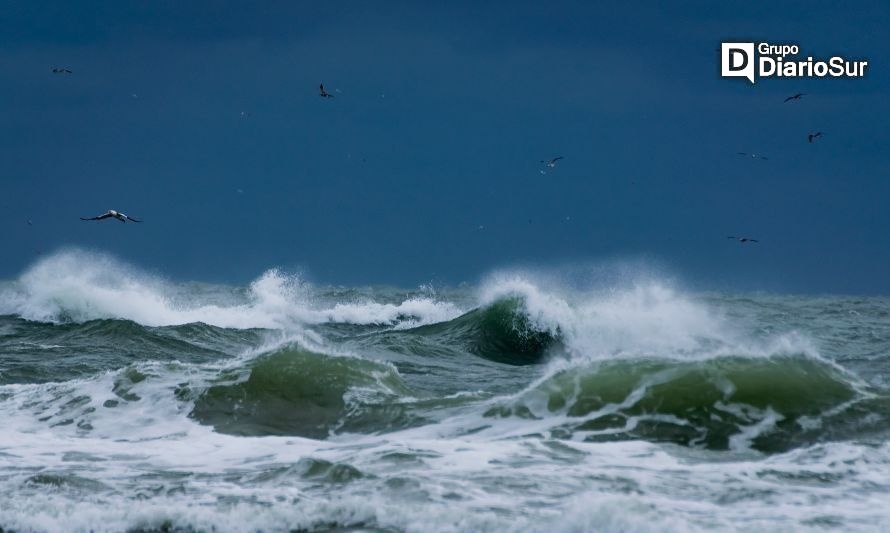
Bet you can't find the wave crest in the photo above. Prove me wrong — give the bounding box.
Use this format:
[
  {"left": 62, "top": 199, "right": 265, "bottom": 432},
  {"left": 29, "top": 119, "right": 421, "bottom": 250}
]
[
  {"left": 487, "top": 354, "right": 882, "bottom": 453},
  {"left": 189, "top": 347, "right": 419, "bottom": 438},
  {"left": 0, "top": 250, "right": 461, "bottom": 329},
  {"left": 410, "top": 296, "right": 559, "bottom": 365},
  {"left": 476, "top": 273, "right": 734, "bottom": 362}
]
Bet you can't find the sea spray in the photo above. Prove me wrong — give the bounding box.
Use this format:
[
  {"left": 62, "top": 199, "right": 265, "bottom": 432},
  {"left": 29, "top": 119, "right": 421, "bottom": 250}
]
[{"left": 1, "top": 250, "right": 890, "bottom": 531}]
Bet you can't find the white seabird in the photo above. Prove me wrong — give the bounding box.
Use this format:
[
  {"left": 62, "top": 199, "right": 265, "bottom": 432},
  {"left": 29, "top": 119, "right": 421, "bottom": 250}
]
[{"left": 80, "top": 210, "right": 142, "bottom": 223}]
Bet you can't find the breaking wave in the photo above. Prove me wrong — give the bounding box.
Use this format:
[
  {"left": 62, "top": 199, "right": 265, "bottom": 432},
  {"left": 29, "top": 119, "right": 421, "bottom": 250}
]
[{"left": 0, "top": 249, "right": 461, "bottom": 329}]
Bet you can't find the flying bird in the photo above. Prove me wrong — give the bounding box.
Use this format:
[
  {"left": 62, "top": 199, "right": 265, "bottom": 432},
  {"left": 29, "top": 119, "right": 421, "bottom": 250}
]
[
  {"left": 80, "top": 210, "right": 142, "bottom": 223},
  {"left": 784, "top": 93, "right": 805, "bottom": 103},
  {"left": 737, "top": 152, "right": 769, "bottom": 160},
  {"left": 540, "top": 156, "right": 564, "bottom": 168},
  {"left": 727, "top": 236, "right": 759, "bottom": 243},
  {"left": 52, "top": 68, "right": 72, "bottom": 74},
  {"left": 319, "top": 83, "right": 334, "bottom": 98},
  {"left": 808, "top": 131, "right": 823, "bottom": 143}
]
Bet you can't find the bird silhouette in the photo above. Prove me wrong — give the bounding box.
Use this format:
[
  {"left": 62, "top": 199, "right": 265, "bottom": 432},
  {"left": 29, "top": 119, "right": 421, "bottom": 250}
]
[
  {"left": 80, "top": 210, "right": 142, "bottom": 223},
  {"left": 540, "top": 156, "right": 563, "bottom": 168}
]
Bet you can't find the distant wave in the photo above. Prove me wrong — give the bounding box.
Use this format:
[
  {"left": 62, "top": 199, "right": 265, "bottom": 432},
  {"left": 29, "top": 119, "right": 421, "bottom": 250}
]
[
  {"left": 1, "top": 249, "right": 829, "bottom": 368},
  {"left": 403, "top": 272, "right": 764, "bottom": 365},
  {"left": 0, "top": 249, "right": 462, "bottom": 329}
]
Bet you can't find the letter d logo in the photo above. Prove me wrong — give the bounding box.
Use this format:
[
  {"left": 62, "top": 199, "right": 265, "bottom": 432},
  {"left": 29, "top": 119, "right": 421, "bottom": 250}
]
[{"left": 722, "top": 43, "right": 755, "bottom": 84}]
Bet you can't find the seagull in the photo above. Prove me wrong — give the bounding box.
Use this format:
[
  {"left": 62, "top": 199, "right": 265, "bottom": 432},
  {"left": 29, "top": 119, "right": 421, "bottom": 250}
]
[
  {"left": 808, "top": 131, "right": 823, "bottom": 143},
  {"left": 727, "top": 236, "right": 759, "bottom": 243},
  {"left": 319, "top": 83, "right": 334, "bottom": 98},
  {"left": 784, "top": 93, "right": 805, "bottom": 103},
  {"left": 80, "top": 210, "right": 142, "bottom": 223},
  {"left": 737, "top": 152, "right": 769, "bottom": 160},
  {"left": 540, "top": 156, "right": 563, "bottom": 168},
  {"left": 52, "top": 68, "right": 72, "bottom": 74}
]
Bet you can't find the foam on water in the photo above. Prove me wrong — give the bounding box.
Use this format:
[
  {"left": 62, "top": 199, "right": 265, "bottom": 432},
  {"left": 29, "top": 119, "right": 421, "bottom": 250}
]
[
  {"left": 1, "top": 251, "right": 889, "bottom": 531},
  {"left": 0, "top": 250, "right": 461, "bottom": 329},
  {"left": 477, "top": 271, "right": 820, "bottom": 364},
  {"left": 3, "top": 384, "right": 888, "bottom": 533}
]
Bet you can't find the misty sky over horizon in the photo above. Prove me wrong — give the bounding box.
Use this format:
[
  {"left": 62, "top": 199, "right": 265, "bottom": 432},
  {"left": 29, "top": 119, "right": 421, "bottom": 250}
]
[{"left": 1, "top": 1, "right": 889, "bottom": 294}]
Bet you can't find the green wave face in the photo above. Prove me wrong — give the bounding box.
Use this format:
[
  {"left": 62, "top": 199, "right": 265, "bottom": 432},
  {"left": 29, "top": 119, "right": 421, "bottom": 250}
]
[
  {"left": 487, "top": 355, "right": 888, "bottom": 453},
  {"left": 0, "top": 316, "right": 255, "bottom": 385},
  {"left": 190, "top": 348, "right": 418, "bottom": 438},
  {"left": 409, "top": 297, "right": 559, "bottom": 365}
]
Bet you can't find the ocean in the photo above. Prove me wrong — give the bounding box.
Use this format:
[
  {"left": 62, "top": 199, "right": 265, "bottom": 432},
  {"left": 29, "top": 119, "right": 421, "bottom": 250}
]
[{"left": 1, "top": 250, "right": 888, "bottom": 532}]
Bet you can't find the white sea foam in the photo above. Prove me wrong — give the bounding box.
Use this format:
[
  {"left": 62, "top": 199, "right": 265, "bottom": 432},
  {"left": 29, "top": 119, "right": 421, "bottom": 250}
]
[
  {"left": 1, "top": 252, "right": 886, "bottom": 532},
  {"left": 0, "top": 251, "right": 820, "bottom": 365},
  {"left": 0, "top": 373, "right": 882, "bottom": 532},
  {"left": 477, "top": 270, "right": 818, "bottom": 364},
  {"left": 0, "top": 249, "right": 462, "bottom": 329},
  {"left": 2, "top": 377, "right": 888, "bottom": 533}
]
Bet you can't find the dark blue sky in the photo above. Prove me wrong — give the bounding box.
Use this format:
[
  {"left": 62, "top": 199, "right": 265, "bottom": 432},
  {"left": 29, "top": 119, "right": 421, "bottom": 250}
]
[{"left": 2, "top": 1, "right": 888, "bottom": 293}]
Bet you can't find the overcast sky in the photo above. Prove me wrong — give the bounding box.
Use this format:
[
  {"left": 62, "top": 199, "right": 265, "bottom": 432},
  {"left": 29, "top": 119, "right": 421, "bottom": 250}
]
[{"left": 1, "top": 1, "right": 888, "bottom": 293}]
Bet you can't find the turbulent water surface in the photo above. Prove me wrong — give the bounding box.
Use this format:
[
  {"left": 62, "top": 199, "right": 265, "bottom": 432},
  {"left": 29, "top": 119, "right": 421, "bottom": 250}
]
[{"left": 1, "top": 251, "right": 889, "bottom": 532}]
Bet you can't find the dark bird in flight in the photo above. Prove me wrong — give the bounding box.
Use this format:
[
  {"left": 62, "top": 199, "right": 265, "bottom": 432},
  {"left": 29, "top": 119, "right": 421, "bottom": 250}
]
[
  {"left": 808, "top": 131, "right": 823, "bottom": 143},
  {"left": 52, "top": 68, "right": 72, "bottom": 74},
  {"left": 737, "top": 152, "right": 769, "bottom": 160},
  {"left": 80, "top": 210, "right": 142, "bottom": 223},
  {"left": 540, "top": 156, "right": 564, "bottom": 168},
  {"left": 728, "top": 236, "right": 759, "bottom": 243},
  {"left": 784, "top": 93, "right": 805, "bottom": 103},
  {"left": 319, "top": 83, "right": 334, "bottom": 98}
]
